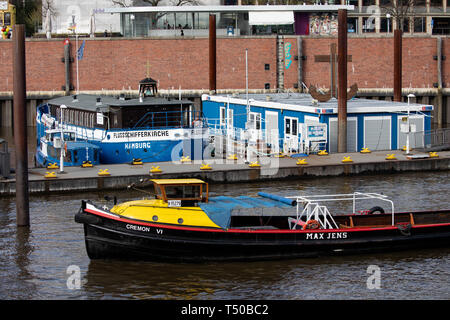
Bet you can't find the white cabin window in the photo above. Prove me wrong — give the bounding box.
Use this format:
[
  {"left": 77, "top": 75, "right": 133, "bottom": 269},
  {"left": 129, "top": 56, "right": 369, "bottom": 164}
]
[{"left": 249, "top": 112, "right": 261, "bottom": 130}]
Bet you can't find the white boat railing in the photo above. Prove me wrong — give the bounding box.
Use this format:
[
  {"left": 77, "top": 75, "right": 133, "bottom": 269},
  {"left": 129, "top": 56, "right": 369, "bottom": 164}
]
[{"left": 287, "top": 192, "right": 396, "bottom": 229}]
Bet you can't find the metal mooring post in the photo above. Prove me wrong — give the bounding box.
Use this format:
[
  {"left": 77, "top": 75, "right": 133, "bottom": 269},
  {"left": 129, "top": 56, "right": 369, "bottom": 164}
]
[
  {"left": 209, "top": 14, "right": 217, "bottom": 94},
  {"left": 64, "top": 39, "right": 72, "bottom": 96},
  {"left": 393, "top": 29, "right": 402, "bottom": 102},
  {"left": 13, "top": 25, "right": 30, "bottom": 227},
  {"left": 337, "top": 9, "right": 348, "bottom": 153}
]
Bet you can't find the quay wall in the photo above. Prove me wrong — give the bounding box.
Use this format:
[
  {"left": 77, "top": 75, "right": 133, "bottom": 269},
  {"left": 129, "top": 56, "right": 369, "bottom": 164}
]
[
  {"left": 0, "top": 156, "right": 449, "bottom": 196},
  {"left": 0, "top": 36, "right": 449, "bottom": 126}
]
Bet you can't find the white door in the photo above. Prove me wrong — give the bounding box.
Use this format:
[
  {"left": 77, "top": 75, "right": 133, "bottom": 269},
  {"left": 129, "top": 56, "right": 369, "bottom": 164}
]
[
  {"left": 364, "top": 116, "right": 391, "bottom": 151},
  {"left": 284, "top": 117, "right": 299, "bottom": 151},
  {"left": 265, "top": 111, "right": 279, "bottom": 153},
  {"left": 329, "top": 117, "right": 358, "bottom": 153},
  {"left": 248, "top": 112, "right": 262, "bottom": 142}
]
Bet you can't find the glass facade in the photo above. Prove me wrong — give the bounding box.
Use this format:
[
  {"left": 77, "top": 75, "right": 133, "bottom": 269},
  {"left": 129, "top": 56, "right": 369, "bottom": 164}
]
[
  {"left": 121, "top": 11, "right": 247, "bottom": 37},
  {"left": 116, "top": 5, "right": 449, "bottom": 38}
]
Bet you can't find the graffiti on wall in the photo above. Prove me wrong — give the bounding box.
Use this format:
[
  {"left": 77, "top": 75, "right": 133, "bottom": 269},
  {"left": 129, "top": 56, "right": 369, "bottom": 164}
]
[
  {"left": 284, "top": 42, "right": 292, "bottom": 69},
  {"left": 309, "top": 14, "right": 338, "bottom": 35}
]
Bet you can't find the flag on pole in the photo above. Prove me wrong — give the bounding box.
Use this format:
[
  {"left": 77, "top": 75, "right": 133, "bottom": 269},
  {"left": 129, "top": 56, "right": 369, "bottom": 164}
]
[{"left": 77, "top": 40, "right": 86, "bottom": 60}]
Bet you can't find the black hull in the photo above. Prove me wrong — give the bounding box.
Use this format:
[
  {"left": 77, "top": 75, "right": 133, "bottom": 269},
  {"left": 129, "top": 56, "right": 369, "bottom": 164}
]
[{"left": 76, "top": 203, "right": 450, "bottom": 262}]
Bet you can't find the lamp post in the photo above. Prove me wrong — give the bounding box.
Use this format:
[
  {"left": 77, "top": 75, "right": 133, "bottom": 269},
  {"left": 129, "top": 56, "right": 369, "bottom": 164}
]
[
  {"left": 406, "top": 94, "right": 415, "bottom": 155},
  {"left": 130, "top": 14, "right": 135, "bottom": 37},
  {"left": 386, "top": 13, "right": 391, "bottom": 34},
  {"left": 60, "top": 104, "right": 67, "bottom": 173}
]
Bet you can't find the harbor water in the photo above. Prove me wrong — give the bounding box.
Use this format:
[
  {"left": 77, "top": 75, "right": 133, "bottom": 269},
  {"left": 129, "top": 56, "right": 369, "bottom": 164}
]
[{"left": 0, "top": 170, "right": 449, "bottom": 300}]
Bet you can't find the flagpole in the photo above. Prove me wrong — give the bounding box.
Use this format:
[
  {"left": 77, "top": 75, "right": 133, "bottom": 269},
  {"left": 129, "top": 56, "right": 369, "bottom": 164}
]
[{"left": 76, "top": 31, "right": 79, "bottom": 94}]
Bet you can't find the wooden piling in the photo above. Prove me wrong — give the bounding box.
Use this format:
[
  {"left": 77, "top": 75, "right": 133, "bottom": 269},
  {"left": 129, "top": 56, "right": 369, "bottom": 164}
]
[
  {"left": 297, "top": 37, "right": 303, "bottom": 92},
  {"left": 337, "top": 9, "right": 347, "bottom": 153},
  {"left": 209, "top": 14, "right": 216, "bottom": 93},
  {"left": 64, "top": 39, "right": 71, "bottom": 96},
  {"left": 13, "top": 25, "right": 30, "bottom": 227},
  {"left": 437, "top": 37, "right": 443, "bottom": 128},
  {"left": 394, "top": 29, "right": 402, "bottom": 102}
]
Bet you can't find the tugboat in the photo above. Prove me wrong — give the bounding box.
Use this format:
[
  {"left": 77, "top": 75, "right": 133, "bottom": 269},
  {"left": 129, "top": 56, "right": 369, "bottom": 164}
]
[
  {"left": 75, "top": 178, "right": 450, "bottom": 262},
  {"left": 35, "top": 78, "right": 210, "bottom": 167}
]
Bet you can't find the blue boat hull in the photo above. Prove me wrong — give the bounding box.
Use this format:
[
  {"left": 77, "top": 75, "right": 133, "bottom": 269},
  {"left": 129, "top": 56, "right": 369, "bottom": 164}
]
[
  {"left": 35, "top": 102, "right": 211, "bottom": 166},
  {"left": 93, "top": 138, "right": 210, "bottom": 164}
]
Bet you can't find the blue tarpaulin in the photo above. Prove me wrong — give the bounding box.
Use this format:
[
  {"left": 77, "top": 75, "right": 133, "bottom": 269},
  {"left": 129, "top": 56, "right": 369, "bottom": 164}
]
[{"left": 199, "top": 195, "right": 293, "bottom": 230}]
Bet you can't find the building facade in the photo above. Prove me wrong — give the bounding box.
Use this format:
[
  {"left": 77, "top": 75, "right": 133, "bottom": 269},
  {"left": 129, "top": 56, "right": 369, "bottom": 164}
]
[
  {"left": 40, "top": 1, "right": 450, "bottom": 36},
  {"left": 202, "top": 93, "right": 433, "bottom": 154}
]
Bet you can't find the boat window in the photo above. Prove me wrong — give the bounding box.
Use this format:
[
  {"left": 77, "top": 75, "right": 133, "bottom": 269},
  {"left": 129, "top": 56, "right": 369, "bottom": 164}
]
[
  {"left": 63, "top": 132, "right": 75, "bottom": 141},
  {"left": 65, "top": 150, "right": 72, "bottom": 162},
  {"left": 164, "top": 185, "right": 201, "bottom": 200},
  {"left": 155, "top": 185, "right": 163, "bottom": 199}
]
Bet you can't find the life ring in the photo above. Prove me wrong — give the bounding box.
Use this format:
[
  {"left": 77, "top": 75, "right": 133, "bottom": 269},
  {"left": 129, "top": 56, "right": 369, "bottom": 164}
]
[
  {"left": 368, "top": 206, "right": 385, "bottom": 214},
  {"left": 302, "top": 219, "right": 320, "bottom": 230}
]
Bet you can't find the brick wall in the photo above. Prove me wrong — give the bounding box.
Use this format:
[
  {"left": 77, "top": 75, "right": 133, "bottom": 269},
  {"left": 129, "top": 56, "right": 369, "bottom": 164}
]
[
  {"left": 0, "top": 36, "right": 445, "bottom": 93},
  {"left": 302, "top": 37, "right": 439, "bottom": 90}
]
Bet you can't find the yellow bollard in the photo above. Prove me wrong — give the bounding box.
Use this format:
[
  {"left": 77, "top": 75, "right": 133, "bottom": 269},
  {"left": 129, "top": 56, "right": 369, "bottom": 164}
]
[
  {"left": 81, "top": 160, "right": 93, "bottom": 168},
  {"left": 98, "top": 169, "right": 111, "bottom": 176},
  {"left": 200, "top": 163, "right": 212, "bottom": 170},
  {"left": 47, "top": 162, "right": 59, "bottom": 169},
  {"left": 401, "top": 146, "right": 412, "bottom": 152},
  {"left": 275, "top": 153, "right": 285, "bottom": 158},
  {"left": 429, "top": 152, "right": 439, "bottom": 158},
  {"left": 296, "top": 158, "right": 308, "bottom": 165},
  {"left": 227, "top": 154, "right": 238, "bottom": 160},
  {"left": 150, "top": 166, "right": 162, "bottom": 173},
  {"left": 181, "top": 156, "right": 191, "bottom": 163},
  {"left": 318, "top": 150, "right": 328, "bottom": 156},
  {"left": 131, "top": 158, "right": 143, "bottom": 165},
  {"left": 342, "top": 156, "right": 353, "bottom": 163},
  {"left": 249, "top": 161, "right": 261, "bottom": 168},
  {"left": 386, "top": 154, "right": 397, "bottom": 160},
  {"left": 44, "top": 171, "right": 57, "bottom": 179},
  {"left": 360, "top": 148, "right": 371, "bottom": 153}
]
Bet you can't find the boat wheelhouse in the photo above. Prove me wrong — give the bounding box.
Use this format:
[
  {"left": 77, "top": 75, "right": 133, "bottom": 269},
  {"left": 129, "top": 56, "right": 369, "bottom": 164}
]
[{"left": 36, "top": 78, "right": 210, "bottom": 167}]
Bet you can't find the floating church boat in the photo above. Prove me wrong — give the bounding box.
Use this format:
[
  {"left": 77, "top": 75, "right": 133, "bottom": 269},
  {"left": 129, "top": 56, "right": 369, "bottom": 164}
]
[
  {"left": 35, "top": 78, "right": 209, "bottom": 167},
  {"left": 75, "top": 178, "right": 450, "bottom": 262}
]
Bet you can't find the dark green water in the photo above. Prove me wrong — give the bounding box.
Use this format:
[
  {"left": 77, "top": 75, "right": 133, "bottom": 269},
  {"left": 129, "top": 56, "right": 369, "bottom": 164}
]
[{"left": 0, "top": 171, "right": 449, "bottom": 299}]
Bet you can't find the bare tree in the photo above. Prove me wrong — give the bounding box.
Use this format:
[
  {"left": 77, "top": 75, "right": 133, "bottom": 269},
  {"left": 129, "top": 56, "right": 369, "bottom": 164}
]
[
  {"left": 42, "top": 0, "right": 57, "bottom": 17},
  {"left": 380, "top": 0, "right": 416, "bottom": 31}
]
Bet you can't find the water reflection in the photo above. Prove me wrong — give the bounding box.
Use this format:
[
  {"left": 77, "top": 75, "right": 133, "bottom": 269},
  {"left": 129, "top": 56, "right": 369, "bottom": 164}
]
[{"left": 82, "top": 247, "right": 450, "bottom": 300}]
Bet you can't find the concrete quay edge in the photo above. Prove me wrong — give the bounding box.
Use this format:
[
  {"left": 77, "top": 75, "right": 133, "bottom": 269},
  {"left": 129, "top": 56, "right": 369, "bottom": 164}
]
[{"left": 0, "top": 150, "right": 449, "bottom": 197}]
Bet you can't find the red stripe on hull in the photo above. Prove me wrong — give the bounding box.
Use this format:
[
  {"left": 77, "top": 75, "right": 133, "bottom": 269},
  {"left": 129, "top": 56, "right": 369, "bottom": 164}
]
[{"left": 84, "top": 207, "right": 450, "bottom": 234}]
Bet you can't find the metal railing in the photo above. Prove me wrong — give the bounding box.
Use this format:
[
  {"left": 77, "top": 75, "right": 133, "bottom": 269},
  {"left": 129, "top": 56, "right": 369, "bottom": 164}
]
[
  {"left": 207, "top": 120, "right": 306, "bottom": 158},
  {"left": 412, "top": 128, "right": 450, "bottom": 151},
  {"left": 132, "top": 110, "right": 206, "bottom": 130},
  {"left": 287, "top": 192, "right": 396, "bottom": 229}
]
